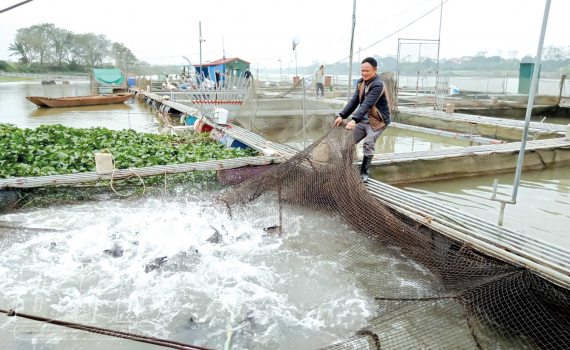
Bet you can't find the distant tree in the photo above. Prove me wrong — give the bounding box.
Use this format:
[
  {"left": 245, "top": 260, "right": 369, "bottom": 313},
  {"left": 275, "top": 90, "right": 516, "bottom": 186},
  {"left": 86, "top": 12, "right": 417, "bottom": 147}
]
[
  {"left": 29, "top": 23, "right": 55, "bottom": 65},
  {"left": 111, "top": 42, "right": 137, "bottom": 67},
  {"left": 508, "top": 51, "right": 518, "bottom": 60},
  {"left": 495, "top": 49, "right": 504, "bottom": 58},
  {"left": 51, "top": 28, "right": 73, "bottom": 66},
  {"left": 542, "top": 45, "right": 565, "bottom": 61},
  {"left": 476, "top": 51, "right": 488, "bottom": 58},
  {"left": 8, "top": 41, "right": 28, "bottom": 63}
]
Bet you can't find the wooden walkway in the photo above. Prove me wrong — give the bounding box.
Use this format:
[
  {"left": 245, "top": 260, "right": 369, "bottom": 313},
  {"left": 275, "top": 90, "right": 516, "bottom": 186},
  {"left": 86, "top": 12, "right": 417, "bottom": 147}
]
[
  {"left": 401, "top": 106, "right": 567, "bottom": 135},
  {"left": 371, "top": 137, "right": 570, "bottom": 164}
]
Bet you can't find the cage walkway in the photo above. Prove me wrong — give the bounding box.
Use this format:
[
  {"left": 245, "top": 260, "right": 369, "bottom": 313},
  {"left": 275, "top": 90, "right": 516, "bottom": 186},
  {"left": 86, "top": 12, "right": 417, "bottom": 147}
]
[
  {"left": 366, "top": 179, "right": 570, "bottom": 288},
  {"left": 401, "top": 106, "right": 567, "bottom": 135},
  {"left": 0, "top": 156, "right": 284, "bottom": 189},
  {"left": 370, "top": 137, "right": 570, "bottom": 164},
  {"left": 131, "top": 88, "right": 297, "bottom": 158}
]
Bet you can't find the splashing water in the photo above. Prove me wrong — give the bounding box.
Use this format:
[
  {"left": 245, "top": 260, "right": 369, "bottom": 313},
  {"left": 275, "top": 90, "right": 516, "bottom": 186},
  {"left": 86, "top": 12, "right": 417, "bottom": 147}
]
[{"left": 0, "top": 193, "right": 385, "bottom": 349}]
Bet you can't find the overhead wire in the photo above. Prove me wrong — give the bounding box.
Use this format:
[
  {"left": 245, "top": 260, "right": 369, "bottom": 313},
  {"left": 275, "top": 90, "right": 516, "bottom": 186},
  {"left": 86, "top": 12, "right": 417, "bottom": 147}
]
[
  {"left": 324, "top": 0, "right": 450, "bottom": 69},
  {"left": 251, "top": 0, "right": 441, "bottom": 65}
]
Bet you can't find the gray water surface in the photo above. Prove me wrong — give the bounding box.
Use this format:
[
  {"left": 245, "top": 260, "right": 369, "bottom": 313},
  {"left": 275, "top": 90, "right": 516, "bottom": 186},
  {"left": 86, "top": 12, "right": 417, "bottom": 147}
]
[{"left": 0, "top": 81, "right": 156, "bottom": 132}]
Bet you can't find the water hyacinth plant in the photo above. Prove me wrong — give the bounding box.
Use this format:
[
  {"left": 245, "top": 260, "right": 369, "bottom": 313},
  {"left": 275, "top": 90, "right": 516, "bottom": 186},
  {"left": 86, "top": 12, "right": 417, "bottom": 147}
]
[{"left": 0, "top": 124, "right": 258, "bottom": 178}]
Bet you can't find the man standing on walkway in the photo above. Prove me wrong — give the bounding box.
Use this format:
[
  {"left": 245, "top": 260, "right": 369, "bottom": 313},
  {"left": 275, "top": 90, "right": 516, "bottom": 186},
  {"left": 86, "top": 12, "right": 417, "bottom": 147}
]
[
  {"left": 215, "top": 70, "right": 221, "bottom": 89},
  {"left": 313, "top": 64, "right": 325, "bottom": 97},
  {"left": 244, "top": 67, "right": 252, "bottom": 79},
  {"left": 334, "top": 57, "right": 390, "bottom": 182}
]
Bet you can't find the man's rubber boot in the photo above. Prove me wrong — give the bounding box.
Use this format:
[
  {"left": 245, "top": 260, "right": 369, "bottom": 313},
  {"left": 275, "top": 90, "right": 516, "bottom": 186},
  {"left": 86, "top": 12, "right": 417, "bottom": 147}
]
[{"left": 360, "top": 156, "right": 373, "bottom": 183}]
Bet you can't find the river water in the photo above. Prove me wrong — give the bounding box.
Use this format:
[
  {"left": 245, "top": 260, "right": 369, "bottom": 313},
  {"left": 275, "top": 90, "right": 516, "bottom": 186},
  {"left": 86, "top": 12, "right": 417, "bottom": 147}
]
[{"left": 0, "top": 81, "right": 156, "bottom": 132}]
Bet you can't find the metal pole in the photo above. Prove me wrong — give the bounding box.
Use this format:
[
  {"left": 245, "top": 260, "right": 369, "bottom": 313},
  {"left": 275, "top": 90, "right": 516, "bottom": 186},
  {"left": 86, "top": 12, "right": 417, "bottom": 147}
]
[
  {"left": 347, "top": 0, "right": 357, "bottom": 102},
  {"left": 222, "top": 37, "right": 226, "bottom": 60},
  {"left": 396, "top": 40, "right": 401, "bottom": 105},
  {"left": 511, "top": 0, "right": 551, "bottom": 203},
  {"left": 0, "top": 0, "right": 33, "bottom": 14},
  {"left": 295, "top": 49, "right": 298, "bottom": 77},
  {"left": 416, "top": 43, "right": 421, "bottom": 105},
  {"left": 199, "top": 22, "right": 203, "bottom": 77},
  {"left": 302, "top": 78, "right": 306, "bottom": 148},
  {"left": 436, "top": 0, "right": 443, "bottom": 73}
]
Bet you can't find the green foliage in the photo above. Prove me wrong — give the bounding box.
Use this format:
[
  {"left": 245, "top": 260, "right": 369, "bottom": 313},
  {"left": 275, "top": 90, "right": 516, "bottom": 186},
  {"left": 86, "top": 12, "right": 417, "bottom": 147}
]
[
  {"left": 8, "top": 23, "right": 138, "bottom": 69},
  {"left": 0, "top": 124, "right": 258, "bottom": 179},
  {"left": 0, "top": 60, "right": 15, "bottom": 72}
]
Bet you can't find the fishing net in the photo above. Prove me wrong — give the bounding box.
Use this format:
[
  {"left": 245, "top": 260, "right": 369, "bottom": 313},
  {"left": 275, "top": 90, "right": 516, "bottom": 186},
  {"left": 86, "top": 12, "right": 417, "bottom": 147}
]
[
  {"left": 234, "top": 78, "right": 338, "bottom": 148},
  {"left": 217, "top": 127, "right": 570, "bottom": 350}
]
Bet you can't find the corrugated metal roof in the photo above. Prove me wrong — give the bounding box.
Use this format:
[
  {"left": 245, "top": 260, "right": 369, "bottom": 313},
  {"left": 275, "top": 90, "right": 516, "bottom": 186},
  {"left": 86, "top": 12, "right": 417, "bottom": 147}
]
[{"left": 193, "top": 57, "right": 250, "bottom": 67}]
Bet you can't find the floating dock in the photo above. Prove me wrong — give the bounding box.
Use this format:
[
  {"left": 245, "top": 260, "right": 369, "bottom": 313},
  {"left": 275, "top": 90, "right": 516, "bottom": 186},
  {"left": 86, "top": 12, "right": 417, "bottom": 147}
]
[
  {"left": 370, "top": 137, "right": 570, "bottom": 183},
  {"left": 398, "top": 106, "right": 567, "bottom": 141}
]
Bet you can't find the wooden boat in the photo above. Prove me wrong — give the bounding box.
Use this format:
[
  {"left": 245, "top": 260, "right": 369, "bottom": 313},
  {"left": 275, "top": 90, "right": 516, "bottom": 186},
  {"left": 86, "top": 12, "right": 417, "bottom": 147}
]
[
  {"left": 26, "top": 93, "right": 134, "bottom": 108},
  {"left": 26, "top": 96, "right": 49, "bottom": 107}
]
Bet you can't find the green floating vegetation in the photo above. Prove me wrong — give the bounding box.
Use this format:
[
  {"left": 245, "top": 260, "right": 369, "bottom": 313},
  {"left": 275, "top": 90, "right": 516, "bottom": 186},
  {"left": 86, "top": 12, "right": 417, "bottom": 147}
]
[{"left": 0, "top": 124, "right": 258, "bottom": 179}]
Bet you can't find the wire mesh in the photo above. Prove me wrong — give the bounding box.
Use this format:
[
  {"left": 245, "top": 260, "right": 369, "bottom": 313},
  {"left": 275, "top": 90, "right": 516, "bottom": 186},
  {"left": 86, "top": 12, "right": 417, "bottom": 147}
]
[{"left": 218, "top": 127, "right": 570, "bottom": 350}]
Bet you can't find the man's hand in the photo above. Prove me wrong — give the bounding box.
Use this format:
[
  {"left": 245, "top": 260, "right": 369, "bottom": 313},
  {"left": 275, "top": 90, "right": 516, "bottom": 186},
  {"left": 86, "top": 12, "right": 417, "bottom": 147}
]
[
  {"left": 333, "top": 116, "right": 343, "bottom": 127},
  {"left": 345, "top": 120, "right": 356, "bottom": 130}
]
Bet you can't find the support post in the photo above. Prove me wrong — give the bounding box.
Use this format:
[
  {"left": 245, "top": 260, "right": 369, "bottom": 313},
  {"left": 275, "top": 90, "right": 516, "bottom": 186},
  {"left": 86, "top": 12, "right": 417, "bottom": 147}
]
[
  {"left": 490, "top": 0, "right": 551, "bottom": 226},
  {"left": 347, "top": 0, "right": 357, "bottom": 103},
  {"left": 302, "top": 78, "right": 307, "bottom": 148},
  {"left": 511, "top": 0, "right": 551, "bottom": 203},
  {"left": 558, "top": 74, "right": 567, "bottom": 106}
]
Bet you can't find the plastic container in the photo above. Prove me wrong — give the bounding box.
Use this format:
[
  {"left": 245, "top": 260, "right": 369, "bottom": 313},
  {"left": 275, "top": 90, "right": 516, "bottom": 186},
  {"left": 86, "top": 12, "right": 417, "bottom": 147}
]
[
  {"left": 127, "top": 78, "right": 136, "bottom": 88},
  {"left": 95, "top": 152, "right": 114, "bottom": 174},
  {"left": 214, "top": 108, "right": 229, "bottom": 125},
  {"left": 185, "top": 115, "right": 198, "bottom": 126}
]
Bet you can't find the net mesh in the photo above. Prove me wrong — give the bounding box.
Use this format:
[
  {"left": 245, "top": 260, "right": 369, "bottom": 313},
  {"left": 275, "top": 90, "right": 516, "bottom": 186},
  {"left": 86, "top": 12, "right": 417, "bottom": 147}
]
[
  {"left": 216, "top": 127, "right": 570, "bottom": 350},
  {"left": 234, "top": 78, "right": 337, "bottom": 148}
]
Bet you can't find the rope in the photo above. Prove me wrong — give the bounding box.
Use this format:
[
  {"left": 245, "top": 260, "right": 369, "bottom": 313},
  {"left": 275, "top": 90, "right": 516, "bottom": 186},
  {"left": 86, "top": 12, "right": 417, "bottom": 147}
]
[
  {"left": 0, "top": 309, "right": 213, "bottom": 350},
  {"left": 164, "top": 170, "right": 167, "bottom": 196},
  {"left": 356, "top": 330, "right": 382, "bottom": 350},
  {"left": 101, "top": 149, "right": 147, "bottom": 197}
]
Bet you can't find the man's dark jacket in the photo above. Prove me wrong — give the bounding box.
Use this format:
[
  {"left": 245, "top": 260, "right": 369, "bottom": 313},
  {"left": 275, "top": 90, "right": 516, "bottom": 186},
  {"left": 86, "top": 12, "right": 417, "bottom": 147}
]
[{"left": 339, "top": 74, "right": 390, "bottom": 125}]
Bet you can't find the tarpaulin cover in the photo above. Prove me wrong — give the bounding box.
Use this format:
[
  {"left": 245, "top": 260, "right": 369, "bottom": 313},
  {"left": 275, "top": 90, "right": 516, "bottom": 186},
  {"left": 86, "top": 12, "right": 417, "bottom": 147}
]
[{"left": 92, "top": 68, "right": 125, "bottom": 85}]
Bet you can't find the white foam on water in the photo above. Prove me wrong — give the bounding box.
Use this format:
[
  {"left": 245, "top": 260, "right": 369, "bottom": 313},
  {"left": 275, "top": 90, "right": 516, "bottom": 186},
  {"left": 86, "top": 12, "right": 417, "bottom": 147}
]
[{"left": 0, "top": 195, "right": 377, "bottom": 349}]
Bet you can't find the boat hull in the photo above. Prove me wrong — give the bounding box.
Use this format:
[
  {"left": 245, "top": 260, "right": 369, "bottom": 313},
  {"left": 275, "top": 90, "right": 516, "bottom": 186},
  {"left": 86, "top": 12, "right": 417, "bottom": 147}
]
[
  {"left": 27, "top": 93, "right": 134, "bottom": 108},
  {"left": 26, "top": 96, "right": 49, "bottom": 107}
]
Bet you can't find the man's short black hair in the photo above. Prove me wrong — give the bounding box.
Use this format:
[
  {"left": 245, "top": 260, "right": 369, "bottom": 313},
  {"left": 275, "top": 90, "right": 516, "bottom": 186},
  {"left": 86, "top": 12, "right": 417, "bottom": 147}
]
[{"left": 361, "top": 57, "right": 377, "bottom": 68}]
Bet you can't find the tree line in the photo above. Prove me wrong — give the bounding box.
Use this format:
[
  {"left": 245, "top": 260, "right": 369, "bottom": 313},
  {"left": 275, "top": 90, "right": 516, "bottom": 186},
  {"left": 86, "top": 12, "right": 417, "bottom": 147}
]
[
  {"left": 266, "top": 45, "right": 570, "bottom": 77},
  {"left": 6, "top": 23, "right": 138, "bottom": 73}
]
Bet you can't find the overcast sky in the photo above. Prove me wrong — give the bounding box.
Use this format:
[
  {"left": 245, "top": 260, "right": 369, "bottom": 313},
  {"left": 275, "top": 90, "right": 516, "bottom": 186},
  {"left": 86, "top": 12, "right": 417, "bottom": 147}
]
[{"left": 1, "top": 0, "right": 569, "bottom": 70}]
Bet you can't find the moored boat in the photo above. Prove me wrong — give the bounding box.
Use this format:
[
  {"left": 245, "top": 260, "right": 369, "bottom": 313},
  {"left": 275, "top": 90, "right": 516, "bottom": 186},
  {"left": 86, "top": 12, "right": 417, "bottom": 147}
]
[
  {"left": 26, "top": 93, "right": 134, "bottom": 108},
  {"left": 26, "top": 96, "right": 49, "bottom": 107}
]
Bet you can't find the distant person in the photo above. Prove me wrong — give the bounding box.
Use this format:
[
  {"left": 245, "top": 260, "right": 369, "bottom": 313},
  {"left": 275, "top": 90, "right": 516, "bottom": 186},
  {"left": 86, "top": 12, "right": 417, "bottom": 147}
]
[
  {"left": 333, "top": 57, "right": 390, "bottom": 183},
  {"left": 244, "top": 67, "right": 252, "bottom": 79},
  {"left": 313, "top": 65, "right": 325, "bottom": 97},
  {"left": 215, "top": 70, "right": 221, "bottom": 88}
]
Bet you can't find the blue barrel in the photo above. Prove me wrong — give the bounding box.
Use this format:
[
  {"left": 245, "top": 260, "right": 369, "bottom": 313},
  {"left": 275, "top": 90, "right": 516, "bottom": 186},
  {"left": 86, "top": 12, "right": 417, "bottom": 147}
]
[
  {"left": 185, "top": 115, "right": 198, "bottom": 126},
  {"left": 128, "top": 78, "right": 136, "bottom": 88}
]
